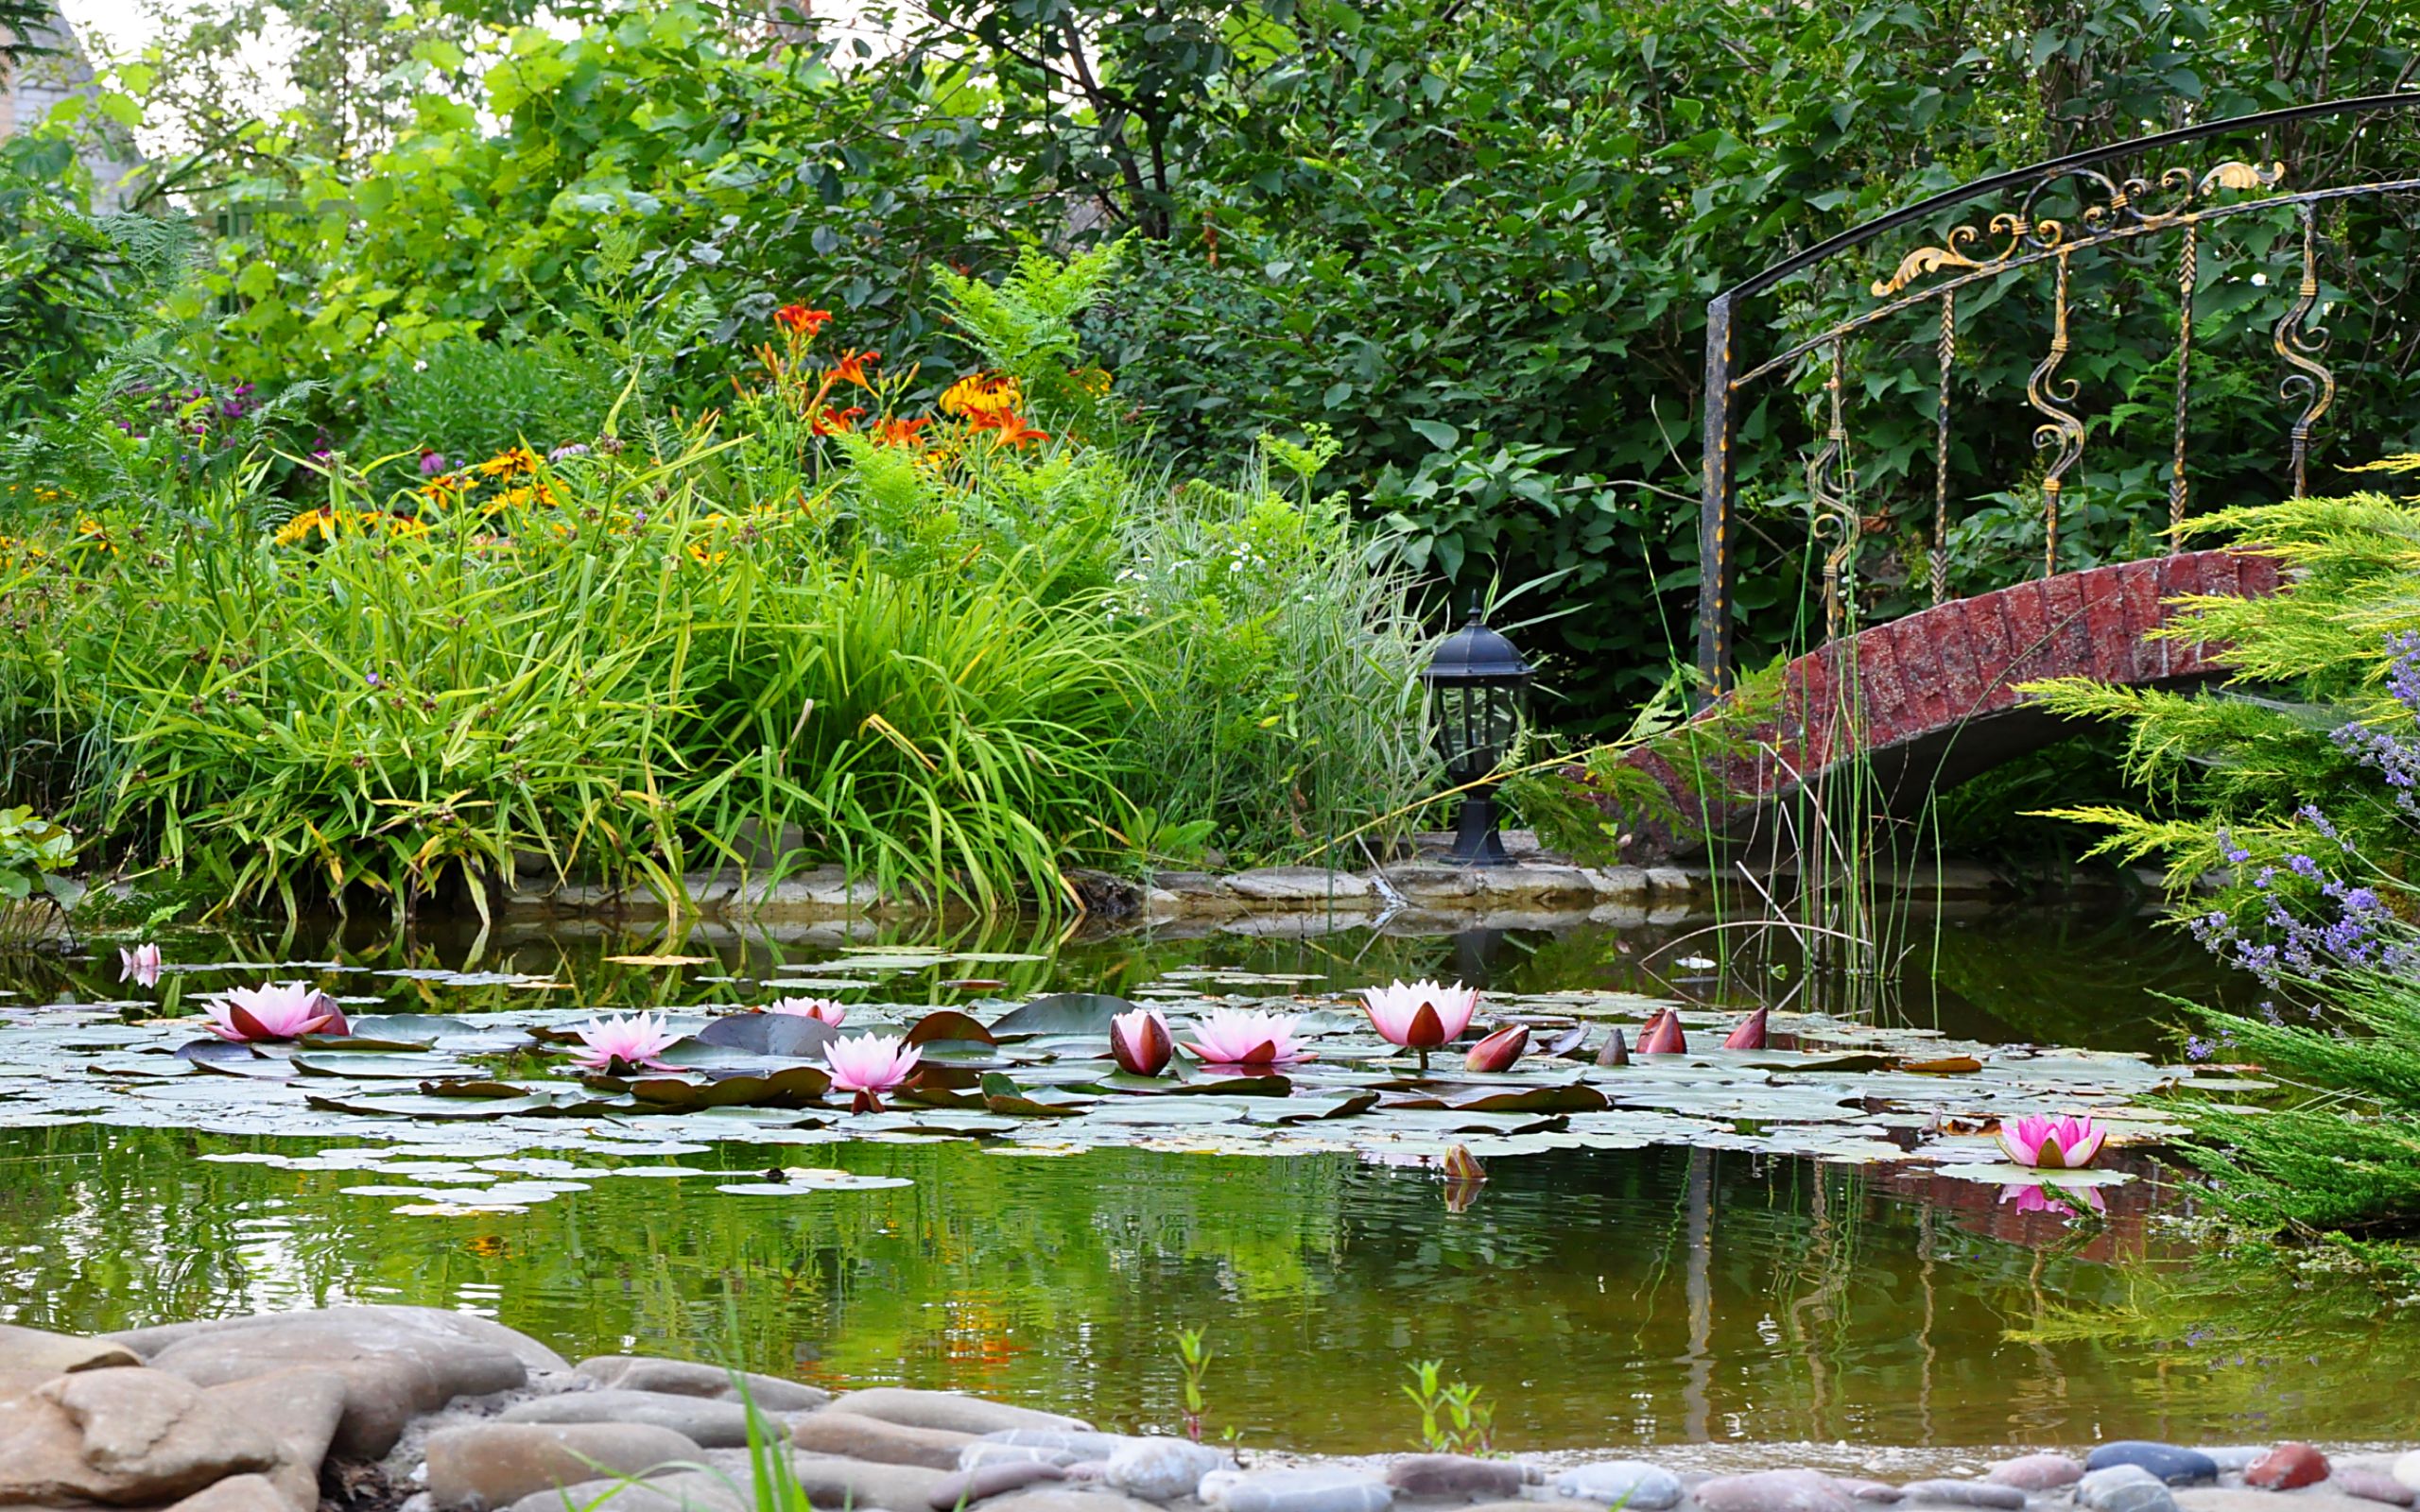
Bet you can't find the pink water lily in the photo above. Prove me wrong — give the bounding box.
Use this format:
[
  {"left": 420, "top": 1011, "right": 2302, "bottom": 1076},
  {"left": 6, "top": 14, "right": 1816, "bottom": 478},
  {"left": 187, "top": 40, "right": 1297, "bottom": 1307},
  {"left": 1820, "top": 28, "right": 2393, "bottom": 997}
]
[
  {"left": 1109, "top": 1007, "right": 1174, "bottom": 1076},
  {"left": 204, "top": 983, "right": 348, "bottom": 1043},
  {"left": 765, "top": 996, "right": 848, "bottom": 1025},
  {"left": 1178, "top": 1008, "right": 1312, "bottom": 1067},
  {"left": 1360, "top": 979, "right": 1478, "bottom": 1058},
  {"left": 1997, "top": 1114, "right": 2107, "bottom": 1169},
  {"left": 570, "top": 1011, "right": 681, "bottom": 1073},
  {"left": 1636, "top": 1008, "right": 1688, "bottom": 1056},
  {"left": 118, "top": 943, "right": 164, "bottom": 989},
  {"left": 1463, "top": 1024, "right": 1529, "bottom": 1074},
  {"left": 823, "top": 1032, "right": 923, "bottom": 1111}
]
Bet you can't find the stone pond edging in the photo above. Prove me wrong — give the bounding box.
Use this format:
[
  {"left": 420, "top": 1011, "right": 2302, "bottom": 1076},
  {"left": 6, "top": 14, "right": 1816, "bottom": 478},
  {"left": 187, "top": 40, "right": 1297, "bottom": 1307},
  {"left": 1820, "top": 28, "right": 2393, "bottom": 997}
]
[{"left": 4, "top": 1307, "right": 2416, "bottom": 1512}]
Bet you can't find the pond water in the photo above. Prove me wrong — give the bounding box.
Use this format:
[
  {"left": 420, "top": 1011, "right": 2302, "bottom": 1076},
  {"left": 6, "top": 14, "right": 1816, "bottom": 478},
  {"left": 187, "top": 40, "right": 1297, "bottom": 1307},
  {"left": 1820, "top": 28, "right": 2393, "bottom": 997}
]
[{"left": 4, "top": 901, "right": 2412, "bottom": 1453}]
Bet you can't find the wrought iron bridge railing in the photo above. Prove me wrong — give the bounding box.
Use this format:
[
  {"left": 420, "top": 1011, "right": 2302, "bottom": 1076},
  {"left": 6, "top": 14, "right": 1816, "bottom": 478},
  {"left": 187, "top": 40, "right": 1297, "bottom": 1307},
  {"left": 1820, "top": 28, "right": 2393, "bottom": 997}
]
[{"left": 1694, "top": 92, "right": 2420, "bottom": 696}]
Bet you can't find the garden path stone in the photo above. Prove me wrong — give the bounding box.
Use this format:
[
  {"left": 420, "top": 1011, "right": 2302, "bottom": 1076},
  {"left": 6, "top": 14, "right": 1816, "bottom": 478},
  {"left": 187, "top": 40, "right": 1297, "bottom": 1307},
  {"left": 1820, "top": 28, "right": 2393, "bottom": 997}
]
[
  {"left": 981, "top": 1429, "right": 1134, "bottom": 1461},
  {"left": 2086, "top": 1445, "right": 2222, "bottom": 1486},
  {"left": 0, "top": 1366, "right": 279, "bottom": 1505},
  {"left": 2250, "top": 1446, "right": 2331, "bottom": 1490},
  {"left": 979, "top": 1490, "right": 1175, "bottom": 1512},
  {"left": 786, "top": 1452, "right": 959, "bottom": 1509},
  {"left": 1988, "top": 1455, "right": 2085, "bottom": 1490},
  {"left": 1547, "top": 1460, "right": 1683, "bottom": 1508},
  {"left": 929, "top": 1459, "right": 1070, "bottom": 1506},
  {"left": 574, "top": 1354, "right": 830, "bottom": 1412},
  {"left": 165, "top": 1475, "right": 295, "bottom": 1512},
  {"left": 1384, "top": 1455, "right": 1530, "bottom": 1502},
  {"left": 506, "top": 1471, "right": 749, "bottom": 1512},
  {"left": 0, "top": 1322, "right": 140, "bottom": 1376},
  {"left": 966, "top": 1442, "right": 1091, "bottom": 1469},
  {"left": 795, "top": 1406, "right": 978, "bottom": 1467},
  {"left": 2078, "top": 1466, "right": 2180, "bottom": 1512},
  {"left": 1834, "top": 1481, "right": 1903, "bottom": 1503},
  {"left": 112, "top": 1307, "right": 537, "bottom": 1458},
  {"left": 2393, "top": 1456, "right": 2420, "bottom": 1496},
  {"left": 500, "top": 1387, "right": 757, "bottom": 1446},
  {"left": 2334, "top": 1471, "right": 2416, "bottom": 1507},
  {"left": 2175, "top": 1492, "right": 2391, "bottom": 1512},
  {"left": 1105, "top": 1437, "right": 1231, "bottom": 1501},
  {"left": 109, "top": 1304, "right": 569, "bottom": 1375},
  {"left": 1223, "top": 868, "right": 1375, "bottom": 902},
  {"left": 829, "top": 1387, "right": 1091, "bottom": 1436},
  {"left": 207, "top": 1366, "right": 351, "bottom": 1512},
  {"left": 1693, "top": 1469, "right": 1861, "bottom": 1512},
  {"left": 1898, "top": 1480, "right": 2026, "bottom": 1508},
  {"left": 1203, "top": 1465, "right": 1394, "bottom": 1512},
  {"left": 424, "top": 1421, "right": 702, "bottom": 1510}
]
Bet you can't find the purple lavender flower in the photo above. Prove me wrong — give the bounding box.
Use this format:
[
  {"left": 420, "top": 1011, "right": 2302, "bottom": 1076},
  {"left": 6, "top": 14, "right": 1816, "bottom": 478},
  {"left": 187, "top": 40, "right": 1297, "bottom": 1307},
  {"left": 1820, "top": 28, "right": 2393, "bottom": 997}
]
[
  {"left": 548, "top": 443, "right": 591, "bottom": 461},
  {"left": 366, "top": 672, "right": 383, "bottom": 688},
  {"left": 420, "top": 453, "right": 448, "bottom": 476}
]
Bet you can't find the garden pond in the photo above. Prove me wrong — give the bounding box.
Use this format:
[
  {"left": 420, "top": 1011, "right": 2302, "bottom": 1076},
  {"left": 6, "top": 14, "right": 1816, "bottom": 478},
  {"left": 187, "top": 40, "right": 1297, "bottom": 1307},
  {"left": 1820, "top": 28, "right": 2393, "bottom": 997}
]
[{"left": 2, "top": 901, "right": 2414, "bottom": 1456}]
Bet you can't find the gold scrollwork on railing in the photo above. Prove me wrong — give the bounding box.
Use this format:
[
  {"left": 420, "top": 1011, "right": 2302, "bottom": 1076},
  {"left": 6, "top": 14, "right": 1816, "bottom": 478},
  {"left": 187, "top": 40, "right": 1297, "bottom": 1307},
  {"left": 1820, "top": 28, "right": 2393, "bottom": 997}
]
[
  {"left": 2029, "top": 250, "right": 2085, "bottom": 577},
  {"left": 1869, "top": 159, "right": 2285, "bottom": 299},
  {"left": 1806, "top": 340, "right": 1858, "bottom": 643},
  {"left": 2274, "top": 200, "right": 2336, "bottom": 498}
]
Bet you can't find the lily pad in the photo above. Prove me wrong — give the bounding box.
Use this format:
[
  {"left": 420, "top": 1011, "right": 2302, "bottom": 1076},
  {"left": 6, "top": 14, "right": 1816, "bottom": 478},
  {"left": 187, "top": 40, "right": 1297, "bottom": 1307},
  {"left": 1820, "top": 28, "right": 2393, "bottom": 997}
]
[{"left": 986, "top": 993, "right": 1133, "bottom": 1039}]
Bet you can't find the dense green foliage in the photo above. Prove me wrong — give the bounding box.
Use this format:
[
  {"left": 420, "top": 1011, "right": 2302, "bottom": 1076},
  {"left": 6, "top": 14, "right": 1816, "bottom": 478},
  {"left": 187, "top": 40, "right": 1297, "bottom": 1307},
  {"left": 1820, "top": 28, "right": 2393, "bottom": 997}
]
[
  {"left": 0, "top": 250, "right": 1435, "bottom": 915},
  {"left": 33, "top": 0, "right": 2409, "bottom": 730}
]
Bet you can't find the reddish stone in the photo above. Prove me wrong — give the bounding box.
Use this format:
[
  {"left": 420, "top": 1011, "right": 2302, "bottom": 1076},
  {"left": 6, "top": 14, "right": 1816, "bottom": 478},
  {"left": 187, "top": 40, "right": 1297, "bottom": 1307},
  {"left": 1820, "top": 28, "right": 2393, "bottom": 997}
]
[
  {"left": 2078, "top": 565, "right": 2135, "bottom": 682},
  {"left": 1932, "top": 605, "right": 1989, "bottom": 721},
  {"left": 1850, "top": 627, "right": 1912, "bottom": 750},
  {"left": 1884, "top": 615, "right": 1954, "bottom": 734},
  {"left": 1996, "top": 580, "right": 2055, "bottom": 688},
  {"left": 1962, "top": 593, "right": 2019, "bottom": 711},
  {"left": 2246, "top": 1444, "right": 2328, "bottom": 1491},
  {"left": 2040, "top": 570, "right": 2094, "bottom": 680},
  {"left": 2117, "top": 558, "right": 2166, "bottom": 683}
]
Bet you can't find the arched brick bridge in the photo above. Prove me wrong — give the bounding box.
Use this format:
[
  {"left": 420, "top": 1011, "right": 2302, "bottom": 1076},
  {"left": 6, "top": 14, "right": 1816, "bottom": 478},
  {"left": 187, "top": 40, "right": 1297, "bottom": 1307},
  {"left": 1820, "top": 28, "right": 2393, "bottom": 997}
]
[{"left": 1600, "top": 549, "right": 2283, "bottom": 862}]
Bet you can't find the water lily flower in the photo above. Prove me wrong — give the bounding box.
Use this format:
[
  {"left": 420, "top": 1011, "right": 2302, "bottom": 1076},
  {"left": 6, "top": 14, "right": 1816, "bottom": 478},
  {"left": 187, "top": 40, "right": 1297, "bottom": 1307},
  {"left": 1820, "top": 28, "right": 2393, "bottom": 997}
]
[
  {"left": 1360, "top": 979, "right": 1478, "bottom": 1057},
  {"left": 1463, "top": 1024, "right": 1529, "bottom": 1074},
  {"left": 765, "top": 996, "right": 847, "bottom": 1026},
  {"left": 824, "top": 1032, "right": 923, "bottom": 1111},
  {"left": 1636, "top": 1008, "right": 1688, "bottom": 1055},
  {"left": 204, "top": 983, "right": 348, "bottom": 1043},
  {"left": 1109, "top": 1007, "right": 1174, "bottom": 1076},
  {"left": 1178, "top": 1008, "right": 1313, "bottom": 1067},
  {"left": 1997, "top": 1114, "right": 2107, "bottom": 1169},
  {"left": 1721, "top": 1008, "right": 1769, "bottom": 1050},
  {"left": 118, "top": 943, "right": 163, "bottom": 988},
  {"left": 570, "top": 1011, "right": 681, "bottom": 1073}
]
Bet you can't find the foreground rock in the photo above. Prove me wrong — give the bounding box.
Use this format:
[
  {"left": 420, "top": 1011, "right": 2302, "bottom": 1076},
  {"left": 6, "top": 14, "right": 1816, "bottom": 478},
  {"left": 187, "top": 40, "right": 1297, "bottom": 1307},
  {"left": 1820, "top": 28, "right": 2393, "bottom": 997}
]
[
  {"left": 107, "top": 1306, "right": 543, "bottom": 1458},
  {"left": 0, "top": 1367, "right": 280, "bottom": 1506},
  {"left": 9, "top": 1305, "right": 2420, "bottom": 1512},
  {"left": 424, "top": 1421, "right": 702, "bottom": 1508}
]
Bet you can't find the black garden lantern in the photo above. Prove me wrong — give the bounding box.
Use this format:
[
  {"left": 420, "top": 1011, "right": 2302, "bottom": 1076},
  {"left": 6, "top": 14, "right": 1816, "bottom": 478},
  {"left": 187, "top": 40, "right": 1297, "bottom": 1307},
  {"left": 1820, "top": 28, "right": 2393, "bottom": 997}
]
[{"left": 1422, "top": 602, "right": 1531, "bottom": 867}]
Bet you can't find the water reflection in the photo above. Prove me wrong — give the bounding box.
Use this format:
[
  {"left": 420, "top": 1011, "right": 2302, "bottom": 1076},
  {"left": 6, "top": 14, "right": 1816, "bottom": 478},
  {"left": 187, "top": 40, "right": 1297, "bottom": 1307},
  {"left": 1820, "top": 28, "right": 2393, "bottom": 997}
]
[{"left": 2, "top": 1126, "right": 2411, "bottom": 1451}]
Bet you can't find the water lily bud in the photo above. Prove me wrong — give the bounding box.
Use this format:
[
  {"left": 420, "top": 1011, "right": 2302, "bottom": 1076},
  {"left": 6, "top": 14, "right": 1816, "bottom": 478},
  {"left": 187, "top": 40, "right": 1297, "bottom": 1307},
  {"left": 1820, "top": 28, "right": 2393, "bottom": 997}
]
[
  {"left": 1637, "top": 1008, "right": 1688, "bottom": 1056},
  {"left": 1463, "top": 1023, "right": 1530, "bottom": 1074},
  {"left": 1109, "top": 1007, "right": 1175, "bottom": 1076},
  {"left": 1596, "top": 1026, "right": 1630, "bottom": 1066},
  {"left": 1721, "top": 1007, "right": 1769, "bottom": 1050}
]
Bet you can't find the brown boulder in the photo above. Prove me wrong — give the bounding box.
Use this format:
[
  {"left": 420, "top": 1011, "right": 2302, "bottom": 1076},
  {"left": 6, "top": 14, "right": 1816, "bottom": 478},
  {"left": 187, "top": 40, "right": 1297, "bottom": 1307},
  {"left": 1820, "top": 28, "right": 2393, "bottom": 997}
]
[
  {"left": 164, "top": 1474, "right": 295, "bottom": 1512},
  {"left": 792, "top": 1410, "right": 976, "bottom": 1468},
  {"left": 0, "top": 1322, "right": 142, "bottom": 1377},
  {"left": 122, "top": 1309, "right": 532, "bottom": 1458},
  {"left": 0, "top": 1366, "right": 279, "bottom": 1505},
  {"left": 424, "top": 1421, "right": 704, "bottom": 1510},
  {"left": 573, "top": 1355, "right": 828, "bottom": 1412}
]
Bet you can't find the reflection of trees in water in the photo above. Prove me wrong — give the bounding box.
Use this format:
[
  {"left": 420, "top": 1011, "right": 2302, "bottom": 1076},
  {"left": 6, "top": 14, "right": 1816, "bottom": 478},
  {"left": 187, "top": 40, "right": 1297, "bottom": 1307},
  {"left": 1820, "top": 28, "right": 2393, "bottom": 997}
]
[{"left": 1, "top": 1128, "right": 2411, "bottom": 1447}]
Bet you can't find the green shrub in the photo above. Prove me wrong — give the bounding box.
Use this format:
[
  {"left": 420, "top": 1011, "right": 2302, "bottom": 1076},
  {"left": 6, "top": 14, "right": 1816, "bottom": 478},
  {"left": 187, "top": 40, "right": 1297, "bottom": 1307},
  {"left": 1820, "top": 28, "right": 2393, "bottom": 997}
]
[{"left": 351, "top": 338, "right": 618, "bottom": 468}]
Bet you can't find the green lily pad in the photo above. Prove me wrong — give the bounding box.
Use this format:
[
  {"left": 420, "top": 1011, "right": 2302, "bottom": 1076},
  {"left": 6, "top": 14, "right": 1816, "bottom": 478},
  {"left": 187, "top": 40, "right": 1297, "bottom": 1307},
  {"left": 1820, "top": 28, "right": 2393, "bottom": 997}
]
[{"left": 986, "top": 993, "right": 1133, "bottom": 1039}]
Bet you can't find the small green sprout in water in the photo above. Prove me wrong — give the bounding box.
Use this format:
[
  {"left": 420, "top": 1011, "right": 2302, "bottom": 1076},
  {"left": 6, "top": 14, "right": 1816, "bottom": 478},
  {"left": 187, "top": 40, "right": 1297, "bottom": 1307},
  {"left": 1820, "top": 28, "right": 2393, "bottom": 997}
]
[
  {"left": 1404, "top": 1359, "right": 1495, "bottom": 1454},
  {"left": 1174, "top": 1324, "right": 1212, "bottom": 1443}
]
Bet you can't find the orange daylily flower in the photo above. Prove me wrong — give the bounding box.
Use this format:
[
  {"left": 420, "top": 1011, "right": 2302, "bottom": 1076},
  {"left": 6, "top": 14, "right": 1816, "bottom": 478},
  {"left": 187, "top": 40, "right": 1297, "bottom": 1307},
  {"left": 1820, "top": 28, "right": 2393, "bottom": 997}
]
[
  {"left": 775, "top": 304, "right": 833, "bottom": 336},
  {"left": 813, "top": 404, "right": 868, "bottom": 437},
  {"left": 830, "top": 349, "right": 879, "bottom": 388},
  {"left": 872, "top": 415, "right": 931, "bottom": 449}
]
